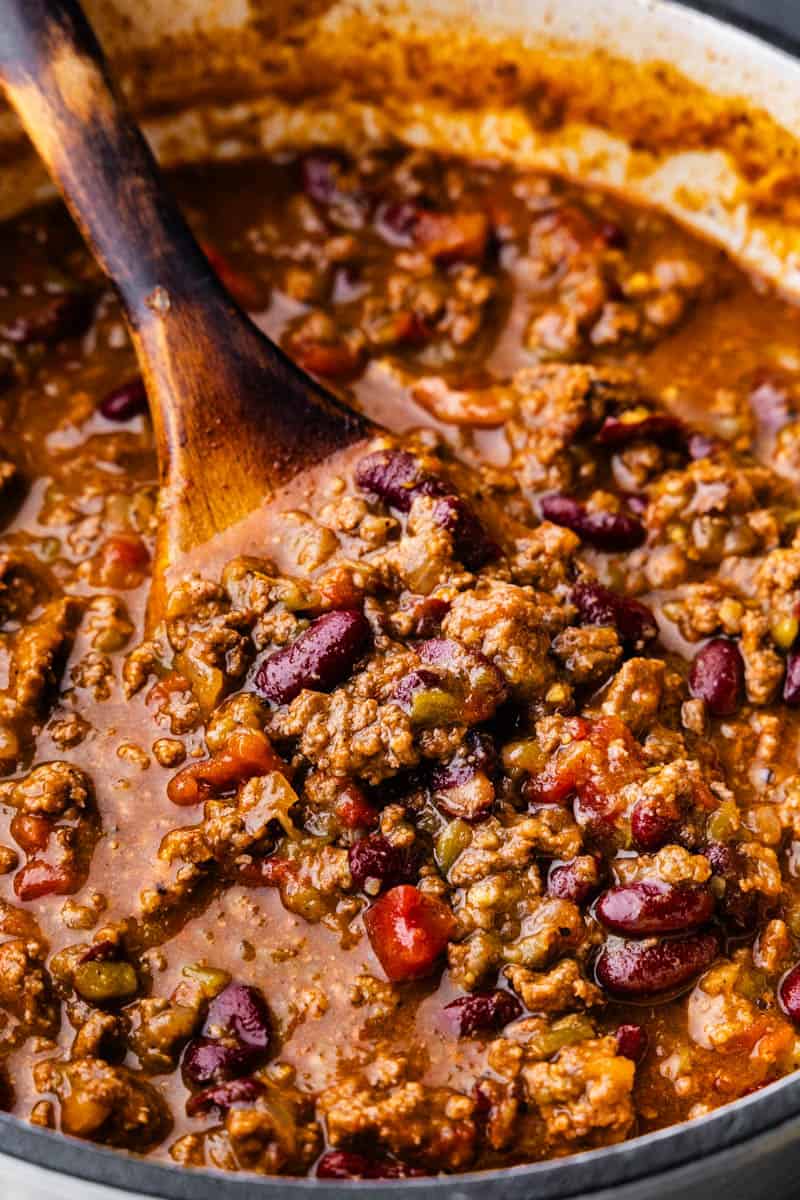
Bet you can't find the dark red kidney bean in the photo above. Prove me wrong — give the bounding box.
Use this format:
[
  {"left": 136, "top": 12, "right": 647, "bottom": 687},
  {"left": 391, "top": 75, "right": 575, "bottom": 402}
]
[
  {"left": 375, "top": 200, "right": 420, "bottom": 246},
  {"left": 540, "top": 493, "right": 646, "bottom": 551},
  {"left": 547, "top": 856, "right": 602, "bottom": 905},
  {"left": 355, "top": 450, "right": 496, "bottom": 566},
  {"left": 0, "top": 290, "right": 92, "bottom": 345},
  {"left": 596, "top": 413, "right": 686, "bottom": 450},
  {"left": 348, "top": 834, "right": 419, "bottom": 891},
  {"left": 598, "top": 220, "right": 628, "bottom": 250},
  {"left": 185, "top": 1077, "right": 265, "bottom": 1117},
  {"left": 779, "top": 963, "right": 800, "bottom": 1023},
  {"left": 630, "top": 798, "right": 678, "bottom": 852},
  {"left": 431, "top": 494, "right": 499, "bottom": 570},
  {"left": 443, "top": 989, "right": 522, "bottom": 1036},
  {"left": 316, "top": 1151, "right": 428, "bottom": 1180},
  {"left": 596, "top": 882, "right": 714, "bottom": 937},
  {"left": 255, "top": 609, "right": 371, "bottom": 704},
  {"left": 204, "top": 983, "right": 271, "bottom": 1052},
  {"left": 431, "top": 731, "right": 498, "bottom": 789},
  {"left": 79, "top": 940, "right": 120, "bottom": 964},
  {"left": 595, "top": 932, "right": 719, "bottom": 998},
  {"left": 705, "top": 841, "right": 761, "bottom": 933},
  {"left": 393, "top": 667, "right": 446, "bottom": 710},
  {"left": 615, "top": 1023, "right": 648, "bottom": 1062},
  {"left": 406, "top": 595, "right": 450, "bottom": 637},
  {"left": 99, "top": 377, "right": 147, "bottom": 422},
  {"left": 418, "top": 637, "right": 508, "bottom": 721},
  {"left": 430, "top": 732, "right": 498, "bottom": 821},
  {"left": 784, "top": 650, "right": 800, "bottom": 706},
  {"left": 688, "top": 638, "right": 744, "bottom": 716},
  {"left": 571, "top": 580, "right": 657, "bottom": 649},
  {"left": 355, "top": 449, "right": 444, "bottom": 512},
  {"left": 181, "top": 1038, "right": 255, "bottom": 1087},
  {"left": 301, "top": 150, "right": 349, "bottom": 205}
]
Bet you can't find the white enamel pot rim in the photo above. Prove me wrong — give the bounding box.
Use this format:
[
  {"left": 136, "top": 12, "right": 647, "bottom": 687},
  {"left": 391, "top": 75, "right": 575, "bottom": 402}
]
[{"left": 2, "top": 1, "right": 800, "bottom": 1197}]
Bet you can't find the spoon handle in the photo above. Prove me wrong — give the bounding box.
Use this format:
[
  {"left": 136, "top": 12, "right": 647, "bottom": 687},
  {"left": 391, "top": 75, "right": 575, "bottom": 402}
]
[
  {"left": 0, "top": 0, "right": 225, "bottom": 323},
  {"left": 0, "top": 0, "right": 370, "bottom": 580}
]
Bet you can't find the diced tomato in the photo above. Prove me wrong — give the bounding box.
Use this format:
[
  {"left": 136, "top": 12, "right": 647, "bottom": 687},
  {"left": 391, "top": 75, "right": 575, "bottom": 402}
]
[
  {"left": 201, "top": 241, "right": 263, "bottom": 312},
  {"left": 14, "top": 859, "right": 77, "bottom": 901},
  {"left": 10, "top": 813, "right": 52, "bottom": 854},
  {"left": 335, "top": 782, "right": 379, "bottom": 830},
  {"left": 92, "top": 534, "right": 150, "bottom": 589},
  {"left": 289, "top": 337, "right": 365, "bottom": 380},
  {"left": 526, "top": 715, "right": 642, "bottom": 835},
  {"left": 236, "top": 856, "right": 294, "bottom": 888},
  {"left": 414, "top": 210, "right": 489, "bottom": 263},
  {"left": 167, "top": 729, "right": 288, "bottom": 806},
  {"left": 364, "top": 885, "right": 455, "bottom": 982}
]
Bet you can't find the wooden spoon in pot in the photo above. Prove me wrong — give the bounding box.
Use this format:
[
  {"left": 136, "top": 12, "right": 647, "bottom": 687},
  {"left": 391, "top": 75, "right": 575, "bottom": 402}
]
[{"left": 0, "top": 0, "right": 373, "bottom": 616}]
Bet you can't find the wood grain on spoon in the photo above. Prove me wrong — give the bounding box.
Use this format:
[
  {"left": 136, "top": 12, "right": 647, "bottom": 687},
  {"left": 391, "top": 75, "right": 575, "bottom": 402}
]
[{"left": 0, "top": 0, "right": 372, "bottom": 615}]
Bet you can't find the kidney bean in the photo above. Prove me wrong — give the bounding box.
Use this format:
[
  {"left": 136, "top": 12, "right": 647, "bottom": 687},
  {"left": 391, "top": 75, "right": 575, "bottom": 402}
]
[
  {"left": 547, "top": 856, "right": 601, "bottom": 905},
  {"left": 596, "top": 882, "right": 714, "bottom": 937},
  {"left": 443, "top": 989, "right": 522, "bottom": 1036},
  {"left": 705, "top": 841, "right": 761, "bottom": 933},
  {"left": 688, "top": 638, "right": 744, "bottom": 716},
  {"left": 355, "top": 449, "right": 443, "bottom": 512},
  {"left": 204, "top": 983, "right": 271, "bottom": 1052},
  {"left": 784, "top": 650, "right": 800, "bottom": 706},
  {"left": 0, "top": 290, "right": 92, "bottom": 345},
  {"left": 596, "top": 413, "right": 686, "bottom": 450},
  {"left": 316, "top": 1151, "right": 427, "bottom": 1180},
  {"left": 431, "top": 731, "right": 497, "bottom": 788},
  {"left": 571, "top": 581, "right": 657, "bottom": 649},
  {"left": 431, "top": 494, "right": 499, "bottom": 570},
  {"left": 429, "top": 732, "right": 498, "bottom": 822},
  {"left": 598, "top": 220, "right": 628, "bottom": 250},
  {"left": 348, "top": 834, "right": 419, "bottom": 891},
  {"left": 630, "top": 797, "right": 678, "bottom": 852},
  {"left": 375, "top": 200, "right": 420, "bottom": 246},
  {"left": 79, "top": 939, "right": 120, "bottom": 964},
  {"left": 255, "top": 609, "right": 371, "bottom": 704},
  {"left": 402, "top": 594, "right": 451, "bottom": 637},
  {"left": 99, "top": 377, "right": 147, "bottom": 422},
  {"left": 417, "top": 638, "right": 508, "bottom": 723},
  {"left": 595, "top": 932, "right": 719, "bottom": 998},
  {"left": 364, "top": 884, "right": 455, "bottom": 982},
  {"left": 181, "top": 1038, "right": 256, "bottom": 1087},
  {"left": 301, "top": 150, "right": 350, "bottom": 206},
  {"left": 540, "top": 494, "right": 645, "bottom": 551},
  {"left": 393, "top": 667, "right": 446, "bottom": 711},
  {"left": 615, "top": 1023, "right": 648, "bottom": 1062},
  {"left": 185, "top": 1077, "right": 265, "bottom": 1117},
  {"left": 778, "top": 963, "right": 800, "bottom": 1023}
]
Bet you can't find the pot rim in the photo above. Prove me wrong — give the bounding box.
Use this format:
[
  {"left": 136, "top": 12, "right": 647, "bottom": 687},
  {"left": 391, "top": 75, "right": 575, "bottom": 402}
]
[{"left": 3, "top": 0, "right": 800, "bottom": 1195}]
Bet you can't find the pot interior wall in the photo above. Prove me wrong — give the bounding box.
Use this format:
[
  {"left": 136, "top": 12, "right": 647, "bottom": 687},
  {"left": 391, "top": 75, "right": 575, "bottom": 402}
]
[{"left": 2, "top": 0, "right": 800, "bottom": 294}]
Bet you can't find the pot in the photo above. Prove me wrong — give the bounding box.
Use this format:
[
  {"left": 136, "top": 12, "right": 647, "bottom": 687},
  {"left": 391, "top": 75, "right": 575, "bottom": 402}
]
[{"left": 2, "top": 0, "right": 800, "bottom": 1196}]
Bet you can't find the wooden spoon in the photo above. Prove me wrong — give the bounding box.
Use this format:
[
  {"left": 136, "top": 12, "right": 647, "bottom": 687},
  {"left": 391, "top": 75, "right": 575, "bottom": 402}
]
[{"left": 0, "top": 0, "right": 372, "bottom": 615}]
